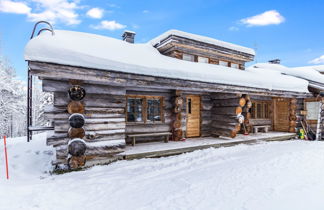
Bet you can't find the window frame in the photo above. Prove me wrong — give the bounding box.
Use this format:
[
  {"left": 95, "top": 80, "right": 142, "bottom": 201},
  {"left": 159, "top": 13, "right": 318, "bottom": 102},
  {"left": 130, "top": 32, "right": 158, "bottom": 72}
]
[
  {"left": 251, "top": 100, "right": 272, "bottom": 119},
  {"left": 182, "top": 53, "right": 195, "bottom": 62},
  {"left": 126, "top": 95, "right": 165, "bottom": 124},
  {"left": 219, "top": 60, "right": 229, "bottom": 67},
  {"left": 197, "top": 56, "right": 209, "bottom": 63}
]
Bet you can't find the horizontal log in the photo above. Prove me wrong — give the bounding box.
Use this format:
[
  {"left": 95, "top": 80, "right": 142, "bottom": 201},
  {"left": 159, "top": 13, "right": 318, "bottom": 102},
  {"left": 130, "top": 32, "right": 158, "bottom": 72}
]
[
  {"left": 211, "top": 123, "right": 241, "bottom": 132},
  {"left": 211, "top": 130, "right": 237, "bottom": 138},
  {"left": 48, "top": 134, "right": 126, "bottom": 147},
  {"left": 54, "top": 92, "right": 126, "bottom": 108},
  {"left": 45, "top": 112, "right": 125, "bottom": 120},
  {"left": 213, "top": 98, "right": 246, "bottom": 107},
  {"left": 43, "top": 79, "right": 126, "bottom": 95},
  {"left": 211, "top": 93, "right": 242, "bottom": 100},
  {"left": 213, "top": 106, "right": 242, "bottom": 115},
  {"left": 212, "top": 115, "right": 241, "bottom": 123},
  {"left": 55, "top": 122, "right": 126, "bottom": 132},
  {"left": 56, "top": 144, "right": 125, "bottom": 158}
]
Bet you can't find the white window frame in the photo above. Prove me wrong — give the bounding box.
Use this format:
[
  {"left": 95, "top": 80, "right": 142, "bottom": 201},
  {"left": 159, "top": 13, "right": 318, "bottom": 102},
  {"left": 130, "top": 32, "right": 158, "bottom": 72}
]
[
  {"left": 198, "top": 56, "right": 208, "bottom": 63},
  {"left": 182, "top": 54, "right": 195, "bottom": 62},
  {"left": 219, "top": 60, "right": 229, "bottom": 67}
]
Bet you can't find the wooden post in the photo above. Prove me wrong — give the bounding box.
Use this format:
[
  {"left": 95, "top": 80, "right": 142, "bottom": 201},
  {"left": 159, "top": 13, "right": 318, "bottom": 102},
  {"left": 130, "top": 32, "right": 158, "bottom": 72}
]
[{"left": 3, "top": 136, "right": 9, "bottom": 179}]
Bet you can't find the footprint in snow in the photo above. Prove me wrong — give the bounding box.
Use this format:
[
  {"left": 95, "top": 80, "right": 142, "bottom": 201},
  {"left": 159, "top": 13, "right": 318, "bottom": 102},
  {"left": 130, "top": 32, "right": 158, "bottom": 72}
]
[
  {"left": 35, "top": 151, "right": 40, "bottom": 155},
  {"left": 13, "top": 155, "right": 19, "bottom": 158}
]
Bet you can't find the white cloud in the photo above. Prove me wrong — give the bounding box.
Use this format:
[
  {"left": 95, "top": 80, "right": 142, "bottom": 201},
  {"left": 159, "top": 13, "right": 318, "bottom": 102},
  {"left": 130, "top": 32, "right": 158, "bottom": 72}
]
[
  {"left": 241, "top": 10, "right": 285, "bottom": 27},
  {"left": 86, "top": 7, "right": 104, "bottom": 19},
  {"left": 229, "top": 26, "right": 239, "bottom": 31},
  {"left": 142, "top": 10, "right": 149, "bottom": 14},
  {"left": 309, "top": 55, "right": 324, "bottom": 64},
  {"left": 28, "top": 0, "right": 81, "bottom": 25},
  {"left": 0, "top": 0, "right": 81, "bottom": 25},
  {"left": 0, "top": 0, "right": 31, "bottom": 14},
  {"left": 91, "top": 20, "right": 126, "bottom": 31}
]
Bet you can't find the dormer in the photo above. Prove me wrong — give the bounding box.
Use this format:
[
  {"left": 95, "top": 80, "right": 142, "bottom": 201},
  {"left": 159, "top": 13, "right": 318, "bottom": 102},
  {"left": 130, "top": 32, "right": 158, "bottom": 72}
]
[{"left": 151, "top": 30, "right": 255, "bottom": 70}]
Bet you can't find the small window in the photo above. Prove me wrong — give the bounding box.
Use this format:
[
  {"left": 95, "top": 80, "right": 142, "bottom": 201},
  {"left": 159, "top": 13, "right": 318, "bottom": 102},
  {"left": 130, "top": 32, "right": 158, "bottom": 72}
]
[
  {"left": 147, "top": 99, "right": 161, "bottom": 122},
  {"left": 219, "top": 60, "right": 229, "bottom": 67},
  {"left": 198, "top": 56, "right": 208, "bottom": 63},
  {"left": 127, "top": 98, "right": 143, "bottom": 122},
  {"left": 188, "top": 99, "right": 192, "bottom": 114},
  {"left": 127, "top": 95, "right": 164, "bottom": 123},
  {"left": 231, "top": 63, "right": 239, "bottom": 69},
  {"left": 183, "top": 54, "right": 195, "bottom": 62}
]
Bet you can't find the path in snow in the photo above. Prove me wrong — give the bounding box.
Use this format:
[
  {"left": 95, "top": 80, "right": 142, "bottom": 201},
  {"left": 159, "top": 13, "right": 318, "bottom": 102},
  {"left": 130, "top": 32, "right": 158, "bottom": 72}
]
[{"left": 0, "top": 134, "right": 324, "bottom": 210}]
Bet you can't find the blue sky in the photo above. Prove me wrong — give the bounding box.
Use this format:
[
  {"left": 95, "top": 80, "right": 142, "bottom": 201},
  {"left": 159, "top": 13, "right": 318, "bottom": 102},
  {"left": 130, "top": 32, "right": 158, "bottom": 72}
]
[{"left": 0, "top": 0, "right": 323, "bottom": 80}]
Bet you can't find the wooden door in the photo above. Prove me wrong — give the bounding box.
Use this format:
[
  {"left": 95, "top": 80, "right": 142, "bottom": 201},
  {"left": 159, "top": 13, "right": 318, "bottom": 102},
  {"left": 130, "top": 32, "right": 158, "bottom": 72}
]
[
  {"left": 273, "top": 98, "right": 290, "bottom": 131},
  {"left": 186, "top": 95, "right": 201, "bottom": 137}
]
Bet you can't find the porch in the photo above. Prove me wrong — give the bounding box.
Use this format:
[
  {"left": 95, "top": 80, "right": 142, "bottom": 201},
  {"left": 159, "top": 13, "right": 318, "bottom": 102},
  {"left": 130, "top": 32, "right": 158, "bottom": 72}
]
[{"left": 118, "top": 132, "right": 296, "bottom": 160}]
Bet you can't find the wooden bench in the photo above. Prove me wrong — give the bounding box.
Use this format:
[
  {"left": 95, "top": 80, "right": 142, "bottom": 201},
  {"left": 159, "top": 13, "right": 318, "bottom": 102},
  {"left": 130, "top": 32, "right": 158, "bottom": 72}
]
[
  {"left": 253, "top": 125, "right": 270, "bottom": 133},
  {"left": 127, "top": 132, "right": 172, "bottom": 146}
]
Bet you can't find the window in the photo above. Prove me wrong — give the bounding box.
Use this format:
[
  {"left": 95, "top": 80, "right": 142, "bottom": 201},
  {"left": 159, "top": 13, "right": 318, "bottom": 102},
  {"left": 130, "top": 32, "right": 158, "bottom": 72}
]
[
  {"left": 188, "top": 98, "right": 192, "bottom": 114},
  {"left": 305, "top": 101, "right": 320, "bottom": 121},
  {"left": 182, "top": 54, "right": 195, "bottom": 62},
  {"left": 231, "top": 63, "right": 239, "bottom": 69},
  {"left": 251, "top": 101, "right": 271, "bottom": 119},
  {"left": 127, "top": 98, "right": 143, "bottom": 122},
  {"left": 126, "top": 95, "right": 164, "bottom": 123},
  {"left": 198, "top": 56, "right": 208, "bottom": 63},
  {"left": 147, "top": 99, "right": 161, "bottom": 122},
  {"left": 219, "top": 60, "right": 229, "bottom": 67}
]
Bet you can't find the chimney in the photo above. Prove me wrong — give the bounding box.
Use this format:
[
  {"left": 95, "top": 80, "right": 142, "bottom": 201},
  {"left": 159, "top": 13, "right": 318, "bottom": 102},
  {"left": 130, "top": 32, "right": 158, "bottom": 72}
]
[
  {"left": 268, "top": 59, "right": 281, "bottom": 64},
  {"left": 122, "top": 31, "right": 136, "bottom": 43}
]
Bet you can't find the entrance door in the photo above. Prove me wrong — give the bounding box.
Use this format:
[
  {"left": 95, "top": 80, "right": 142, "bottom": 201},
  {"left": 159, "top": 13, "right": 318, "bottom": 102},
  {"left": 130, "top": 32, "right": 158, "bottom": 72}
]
[
  {"left": 186, "top": 95, "right": 201, "bottom": 137},
  {"left": 273, "top": 98, "right": 290, "bottom": 131}
]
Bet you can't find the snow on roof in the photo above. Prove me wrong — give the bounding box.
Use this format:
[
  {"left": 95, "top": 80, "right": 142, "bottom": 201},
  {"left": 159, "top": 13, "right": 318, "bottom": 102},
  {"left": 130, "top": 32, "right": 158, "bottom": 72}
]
[
  {"left": 248, "top": 63, "right": 324, "bottom": 84},
  {"left": 294, "top": 65, "right": 324, "bottom": 74},
  {"left": 24, "top": 30, "right": 308, "bottom": 93},
  {"left": 149, "top": 29, "right": 256, "bottom": 56}
]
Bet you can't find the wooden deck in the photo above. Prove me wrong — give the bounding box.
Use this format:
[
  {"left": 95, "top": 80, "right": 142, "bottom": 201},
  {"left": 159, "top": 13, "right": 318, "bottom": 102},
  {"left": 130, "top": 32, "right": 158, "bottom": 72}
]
[{"left": 117, "top": 132, "right": 296, "bottom": 160}]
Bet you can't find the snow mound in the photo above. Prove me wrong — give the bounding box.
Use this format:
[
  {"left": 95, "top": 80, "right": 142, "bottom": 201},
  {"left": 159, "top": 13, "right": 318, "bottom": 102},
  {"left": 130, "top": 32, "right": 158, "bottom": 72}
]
[
  {"left": 0, "top": 133, "right": 55, "bottom": 180},
  {"left": 24, "top": 30, "right": 309, "bottom": 93}
]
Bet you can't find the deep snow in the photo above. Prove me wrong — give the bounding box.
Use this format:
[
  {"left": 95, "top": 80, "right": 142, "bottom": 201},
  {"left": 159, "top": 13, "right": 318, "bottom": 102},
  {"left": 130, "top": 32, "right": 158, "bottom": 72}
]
[{"left": 1, "top": 134, "right": 324, "bottom": 210}]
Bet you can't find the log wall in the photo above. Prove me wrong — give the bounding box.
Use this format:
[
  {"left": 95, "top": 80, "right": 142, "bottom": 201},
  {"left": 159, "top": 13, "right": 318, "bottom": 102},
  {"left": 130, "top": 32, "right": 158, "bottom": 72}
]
[{"left": 43, "top": 79, "right": 127, "bottom": 165}]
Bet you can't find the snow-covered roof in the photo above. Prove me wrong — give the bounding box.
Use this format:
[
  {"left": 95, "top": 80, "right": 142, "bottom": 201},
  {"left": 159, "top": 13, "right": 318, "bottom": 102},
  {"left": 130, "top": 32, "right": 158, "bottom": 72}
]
[
  {"left": 149, "top": 29, "right": 256, "bottom": 55},
  {"left": 294, "top": 65, "right": 324, "bottom": 74},
  {"left": 24, "top": 30, "right": 308, "bottom": 93},
  {"left": 248, "top": 63, "right": 324, "bottom": 84}
]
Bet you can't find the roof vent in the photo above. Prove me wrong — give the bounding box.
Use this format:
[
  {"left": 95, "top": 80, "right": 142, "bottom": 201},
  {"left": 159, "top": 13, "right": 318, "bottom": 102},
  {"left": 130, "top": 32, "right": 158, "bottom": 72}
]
[
  {"left": 122, "top": 31, "right": 136, "bottom": 43},
  {"left": 268, "top": 59, "right": 281, "bottom": 64}
]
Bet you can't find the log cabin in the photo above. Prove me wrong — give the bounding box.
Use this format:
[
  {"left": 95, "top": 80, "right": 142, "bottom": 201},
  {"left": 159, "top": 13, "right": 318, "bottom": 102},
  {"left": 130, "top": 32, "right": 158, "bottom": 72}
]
[{"left": 24, "top": 24, "right": 323, "bottom": 169}]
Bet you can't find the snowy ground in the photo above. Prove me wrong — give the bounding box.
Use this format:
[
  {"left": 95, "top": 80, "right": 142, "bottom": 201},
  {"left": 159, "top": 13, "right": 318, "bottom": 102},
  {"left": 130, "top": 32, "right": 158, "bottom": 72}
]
[{"left": 1, "top": 134, "right": 324, "bottom": 210}]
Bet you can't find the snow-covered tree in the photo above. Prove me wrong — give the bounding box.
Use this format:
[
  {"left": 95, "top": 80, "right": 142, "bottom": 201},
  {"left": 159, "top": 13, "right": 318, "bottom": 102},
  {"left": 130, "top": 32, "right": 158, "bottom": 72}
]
[{"left": 0, "top": 56, "right": 27, "bottom": 137}]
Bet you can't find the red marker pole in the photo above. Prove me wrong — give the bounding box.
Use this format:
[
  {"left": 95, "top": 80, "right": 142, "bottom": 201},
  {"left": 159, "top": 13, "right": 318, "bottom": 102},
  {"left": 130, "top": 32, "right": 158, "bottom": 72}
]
[{"left": 3, "top": 136, "right": 9, "bottom": 179}]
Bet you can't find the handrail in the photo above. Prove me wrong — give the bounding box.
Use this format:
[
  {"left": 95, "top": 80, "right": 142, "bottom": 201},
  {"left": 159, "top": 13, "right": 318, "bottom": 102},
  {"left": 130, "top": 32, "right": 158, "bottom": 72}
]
[
  {"left": 37, "top": 28, "right": 54, "bottom": 36},
  {"left": 30, "top": 21, "right": 55, "bottom": 39}
]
